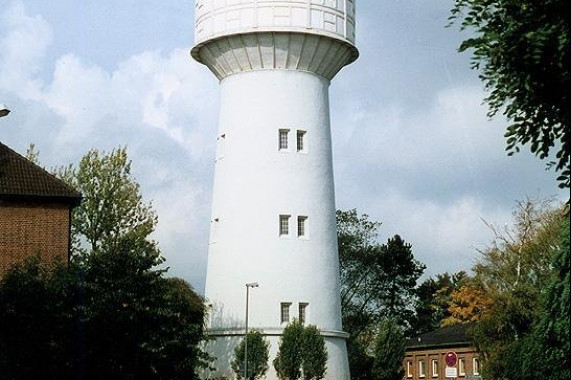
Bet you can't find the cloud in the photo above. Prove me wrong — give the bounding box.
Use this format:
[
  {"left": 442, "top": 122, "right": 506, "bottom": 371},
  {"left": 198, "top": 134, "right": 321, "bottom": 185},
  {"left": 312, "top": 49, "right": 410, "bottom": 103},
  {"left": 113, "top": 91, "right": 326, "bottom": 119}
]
[{"left": 0, "top": 1, "right": 218, "bottom": 290}]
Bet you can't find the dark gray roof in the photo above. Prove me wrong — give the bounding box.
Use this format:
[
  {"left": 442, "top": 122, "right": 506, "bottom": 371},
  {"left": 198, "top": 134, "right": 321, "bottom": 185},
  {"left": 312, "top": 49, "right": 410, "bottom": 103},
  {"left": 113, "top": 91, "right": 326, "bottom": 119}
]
[
  {"left": 406, "top": 324, "right": 473, "bottom": 350},
  {"left": 0, "top": 142, "right": 81, "bottom": 205}
]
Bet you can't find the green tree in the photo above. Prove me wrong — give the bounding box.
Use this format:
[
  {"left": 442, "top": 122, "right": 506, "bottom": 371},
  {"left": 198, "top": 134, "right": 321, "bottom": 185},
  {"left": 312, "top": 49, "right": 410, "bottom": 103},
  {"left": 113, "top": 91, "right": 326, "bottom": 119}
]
[
  {"left": 301, "top": 325, "right": 328, "bottom": 380},
  {"left": 464, "top": 199, "right": 566, "bottom": 379},
  {"left": 274, "top": 320, "right": 305, "bottom": 380},
  {"left": 506, "top": 215, "right": 570, "bottom": 380},
  {"left": 0, "top": 241, "right": 207, "bottom": 380},
  {"left": 232, "top": 330, "right": 270, "bottom": 380},
  {"left": 372, "top": 319, "right": 406, "bottom": 380},
  {"left": 412, "top": 271, "right": 468, "bottom": 334},
  {"left": 56, "top": 147, "right": 158, "bottom": 256},
  {"left": 450, "top": 0, "right": 570, "bottom": 188}
]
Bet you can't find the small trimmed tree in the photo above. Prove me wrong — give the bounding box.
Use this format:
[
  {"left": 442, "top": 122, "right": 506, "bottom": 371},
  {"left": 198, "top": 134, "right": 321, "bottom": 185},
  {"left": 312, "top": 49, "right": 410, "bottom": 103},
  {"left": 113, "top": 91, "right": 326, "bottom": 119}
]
[
  {"left": 372, "top": 318, "right": 406, "bottom": 380},
  {"left": 274, "top": 320, "right": 305, "bottom": 380},
  {"left": 232, "top": 330, "right": 270, "bottom": 380},
  {"left": 301, "top": 325, "right": 328, "bottom": 380}
]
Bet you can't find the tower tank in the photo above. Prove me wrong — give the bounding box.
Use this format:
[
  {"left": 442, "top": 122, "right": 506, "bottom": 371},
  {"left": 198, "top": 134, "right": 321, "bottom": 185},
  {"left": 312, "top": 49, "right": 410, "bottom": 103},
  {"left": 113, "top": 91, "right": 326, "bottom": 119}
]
[{"left": 191, "top": 1, "right": 359, "bottom": 379}]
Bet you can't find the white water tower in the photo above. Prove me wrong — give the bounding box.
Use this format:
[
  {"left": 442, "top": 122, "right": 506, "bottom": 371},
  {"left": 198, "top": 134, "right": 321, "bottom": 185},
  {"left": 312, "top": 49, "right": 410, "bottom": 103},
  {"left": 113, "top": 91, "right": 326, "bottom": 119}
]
[{"left": 191, "top": 1, "right": 358, "bottom": 379}]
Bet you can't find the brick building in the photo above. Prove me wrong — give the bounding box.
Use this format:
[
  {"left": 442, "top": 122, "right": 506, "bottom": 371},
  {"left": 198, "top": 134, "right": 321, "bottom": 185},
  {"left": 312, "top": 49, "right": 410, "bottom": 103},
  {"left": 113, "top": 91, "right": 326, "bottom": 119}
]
[
  {"left": 403, "top": 324, "right": 482, "bottom": 379},
  {"left": 0, "top": 142, "right": 81, "bottom": 276}
]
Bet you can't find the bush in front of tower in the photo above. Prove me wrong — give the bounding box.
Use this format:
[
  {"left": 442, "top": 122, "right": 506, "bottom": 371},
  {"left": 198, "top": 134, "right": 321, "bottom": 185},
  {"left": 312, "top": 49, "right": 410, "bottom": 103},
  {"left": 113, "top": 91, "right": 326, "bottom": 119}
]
[
  {"left": 231, "top": 330, "right": 270, "bottom": 380},
  {"left": 273, "top": 320, "right": 328, "bottom": 380}
]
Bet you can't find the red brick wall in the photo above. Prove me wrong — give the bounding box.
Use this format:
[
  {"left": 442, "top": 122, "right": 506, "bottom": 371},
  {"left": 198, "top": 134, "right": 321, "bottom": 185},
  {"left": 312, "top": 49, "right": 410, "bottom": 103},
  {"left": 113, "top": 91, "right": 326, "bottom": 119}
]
[
  {"left": 0, "top": 202, "right": 71, "bottom": 276},
  {"left": 403, "top": 346, "right": 482, "bottom": 380}
]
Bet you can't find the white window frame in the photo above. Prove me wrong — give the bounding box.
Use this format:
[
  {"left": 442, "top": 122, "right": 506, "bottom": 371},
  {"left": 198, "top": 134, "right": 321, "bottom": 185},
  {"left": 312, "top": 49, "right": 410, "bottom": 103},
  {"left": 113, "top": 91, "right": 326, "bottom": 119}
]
[
  {"left": 296, "top": 130, "right": 307, "bottom": 153},
  {"left": 279, "top": 215, "right": 290, "bottom": 237},
  {"left": 432, "top": 359, "right": 438, "bottom": 378},
  {"left": 473, "top": 357, "right": 480, "bottom": 376},
  {"left": 407, "top": 361, "right": 413, "bottom": 378},
  {"left": 298, "top": 302, "right": 308, "bottom": 324},
  {"left": 459, "top": 358, "right": 466, "bottom": 376},
  {"left": 419, "top": 360, "right": 426, "bottom": 378},
  {"left": 297, "top": 215, "right": 308, "bottom": 238},
  {"left": 280, "top": 302, "right": 291, "bottom": 324},
  {"left": 279, "top": 129, "right": 290, "bottom": 151}
]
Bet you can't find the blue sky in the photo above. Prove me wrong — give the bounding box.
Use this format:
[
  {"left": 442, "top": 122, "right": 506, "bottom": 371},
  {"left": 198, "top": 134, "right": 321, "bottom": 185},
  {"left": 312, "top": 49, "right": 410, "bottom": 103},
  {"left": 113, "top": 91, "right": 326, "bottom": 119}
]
[{"left": 1, "top": 0, "right": 565, "bottom": 293}]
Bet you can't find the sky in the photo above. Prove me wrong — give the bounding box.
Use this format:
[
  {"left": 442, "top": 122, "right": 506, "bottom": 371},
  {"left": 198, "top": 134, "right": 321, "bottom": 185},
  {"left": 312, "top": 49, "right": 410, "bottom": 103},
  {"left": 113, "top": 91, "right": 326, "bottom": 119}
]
[{"left": 1, "top": 0, "right": 565, "bottom": 293}]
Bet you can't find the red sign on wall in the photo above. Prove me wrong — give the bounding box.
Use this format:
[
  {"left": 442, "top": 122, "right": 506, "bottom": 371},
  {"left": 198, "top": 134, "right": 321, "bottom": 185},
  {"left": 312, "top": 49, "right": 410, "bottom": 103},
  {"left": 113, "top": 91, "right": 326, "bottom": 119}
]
[{"left": 445, "top": 351, "right": 458, "bottom": 367}]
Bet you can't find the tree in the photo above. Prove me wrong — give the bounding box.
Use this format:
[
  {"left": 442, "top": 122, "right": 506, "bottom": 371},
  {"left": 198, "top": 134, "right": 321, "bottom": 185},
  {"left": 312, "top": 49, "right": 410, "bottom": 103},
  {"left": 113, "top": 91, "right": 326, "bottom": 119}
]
[
  {"left": 274, "top": 320, "right": 305, "bottom": 380},
  {"left": 412, "top": 271, "right": 468, "bottom": 334},
  {"left": 301, "top": 325, "right": 328, "bottom": 380},
  {"left": 232, "top": 330, "right": 270, "bottom": 380},
  {"left": 449, "top": 0, "right": 570, "bottom": 188},
  {"left": 457, "top": 199, "right": 567, "bottom": 379},
  {"left": 372, "top": 319, "right": 406, "bottom": 380},
  {"left": 506, "top": 215, "right": 570, "bottom": 380},
  {"left": 0, "top": 241, "right": 207, "bottom": 380},
  {"left": 274, "top": 321, "right": 328, "bottom": 380},
  {"left": 56, "top": 147, "right": 158, "bottom": 256},
  {"left": 337, "top": 209, "right": 424, "bottom": 378}
]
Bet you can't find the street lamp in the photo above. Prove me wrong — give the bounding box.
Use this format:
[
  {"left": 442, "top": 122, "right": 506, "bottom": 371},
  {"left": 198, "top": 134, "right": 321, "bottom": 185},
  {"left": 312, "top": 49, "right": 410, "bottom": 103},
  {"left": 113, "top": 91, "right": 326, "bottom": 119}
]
[
  {"left": 0, "top": 104, "right": 10, "bottom": 118},
  {"left": 244, "top": 282, "right": 259, "bottom": 380}
]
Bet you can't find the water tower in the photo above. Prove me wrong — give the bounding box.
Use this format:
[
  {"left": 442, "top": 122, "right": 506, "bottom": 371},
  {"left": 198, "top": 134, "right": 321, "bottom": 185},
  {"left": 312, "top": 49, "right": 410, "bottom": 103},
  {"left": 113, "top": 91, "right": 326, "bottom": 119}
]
[{"left": 191, "top": 1, "right": 358, "bottom": 379}]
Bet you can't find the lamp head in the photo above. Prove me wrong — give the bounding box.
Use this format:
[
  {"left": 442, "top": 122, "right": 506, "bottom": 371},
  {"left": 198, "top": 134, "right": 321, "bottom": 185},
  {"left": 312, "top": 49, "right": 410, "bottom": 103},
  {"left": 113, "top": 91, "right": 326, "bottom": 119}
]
[
  {"left": 0, "top": 104, "right": 10, "bottom": 118},
  {"left": 246, "top": 282, "right": 259, "bottom": 288}
]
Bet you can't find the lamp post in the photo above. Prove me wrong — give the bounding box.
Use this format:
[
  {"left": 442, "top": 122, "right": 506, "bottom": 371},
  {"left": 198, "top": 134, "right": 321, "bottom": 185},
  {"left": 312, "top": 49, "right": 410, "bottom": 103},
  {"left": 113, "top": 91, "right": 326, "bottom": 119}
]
[
  {"left": 0, "top": 104, "right": 10, "bottom": 118},
  {"left": 244, "top": 282, "right": 259, "bottom": 379}
]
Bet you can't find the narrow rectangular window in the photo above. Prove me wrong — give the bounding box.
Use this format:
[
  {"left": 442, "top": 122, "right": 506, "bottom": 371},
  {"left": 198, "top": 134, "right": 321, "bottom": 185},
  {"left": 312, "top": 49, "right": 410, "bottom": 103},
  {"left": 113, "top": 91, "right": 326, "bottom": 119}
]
[
  {"left": 432, "top": 359, "right": 438, "bottom": 377},
  {"left": 459, "top": 358, "right": 466, "bottom": 376},
  {"left": 279, "top": 215, "right": 290, "bottom": 236},
  {"left": 279, "top": 129, "right": 289, "bottom": 150},
  {"left": 419, "top": 360, "right": 426, "bottom": 378},
  {"left": 297, "top": 216, "right": 307, "bottom": 237},
  {"left": 473, "top": 358, "right": 480, "bottom": 375},
  {"left": 296, "top": 130, "right": 306, "bottom": 152},
  {"left": 299, "top": 303, "right": 308, "bottom": 323},
  {"left": 280, "top": 302, "right": 291, "bottom": 324},
  {"left": 407, "top": 361, "right": 413, "bottom": 378}
]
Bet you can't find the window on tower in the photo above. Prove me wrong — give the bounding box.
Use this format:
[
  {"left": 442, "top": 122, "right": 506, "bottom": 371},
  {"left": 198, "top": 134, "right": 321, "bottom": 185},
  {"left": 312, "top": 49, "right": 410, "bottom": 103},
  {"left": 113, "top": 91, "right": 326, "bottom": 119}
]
[
  {"left": 279, "top": 129, "right": 289, "bottom": 151},
  {"left": 297, "top": 216, "right": 308, "bottom": 238},
  {"left": 298, "top": 302, "right": 308, "bottom": 323},
  {"left": 279, "top": 215, "right": 290, "bottom": 236},
  {"left": 296, "top": 130, "right": 306, "bottom": 152},
  {"left": 280, "top": 303, "right": 291, "bottom": 324}
]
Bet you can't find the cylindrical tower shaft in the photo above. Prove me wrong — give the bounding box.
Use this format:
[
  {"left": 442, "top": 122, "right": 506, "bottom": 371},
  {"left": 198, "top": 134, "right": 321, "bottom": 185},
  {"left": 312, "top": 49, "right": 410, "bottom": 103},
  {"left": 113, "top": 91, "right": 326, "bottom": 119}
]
[{"left": 192, "top": 2, "right": 358, "bottom": 379}]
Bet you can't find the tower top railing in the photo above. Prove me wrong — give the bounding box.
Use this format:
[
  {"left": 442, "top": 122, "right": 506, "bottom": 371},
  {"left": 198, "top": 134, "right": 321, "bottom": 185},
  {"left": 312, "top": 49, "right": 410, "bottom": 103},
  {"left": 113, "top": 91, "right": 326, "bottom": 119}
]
[{"left": 194, "top": 0, "right": 356, "bottom": 47}]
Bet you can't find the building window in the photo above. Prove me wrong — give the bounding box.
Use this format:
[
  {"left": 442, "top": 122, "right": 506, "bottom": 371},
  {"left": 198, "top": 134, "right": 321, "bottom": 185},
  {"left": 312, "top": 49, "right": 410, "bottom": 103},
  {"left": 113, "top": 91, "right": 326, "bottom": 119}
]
[
  {"left": 419, "top": 360, "right": 426, "bottom": 378},
  {"left": 407, "top": 361, "right": 413, "bottom": 378},
  {"left": 432, "top": 359, "right": 438, "bottom": 377},
  {"left": 297, "top": 216, "right": 307, "bottom": 237},
  {"left": 459, "top": 358, "right": 466, "bottom": 376},
  {"left": 299, "top": 303, "right": 308, "bottom": 323},
  {"left": 279, "top": 129, "right": 289, "bottom": 151},
  {"left": 473, "top": 358, "right": 480, "bottom": 375},
  {"left": 296, "top": 130, "right": 306, "bottom": 152},
  {"left": 279, "top": 215, "right": 290, "bottom": 236},
  {"left": 280, "top": 302, "right": 291, "bottom": 324}
]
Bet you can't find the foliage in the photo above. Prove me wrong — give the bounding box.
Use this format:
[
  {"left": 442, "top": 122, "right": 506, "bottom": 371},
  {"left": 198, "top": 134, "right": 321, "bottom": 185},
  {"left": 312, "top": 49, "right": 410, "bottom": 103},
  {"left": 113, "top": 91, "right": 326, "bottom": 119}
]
[
  {"left": 301, "top": 325, "right": 328, "bottom": 380},
  {"left": 55, "top": 147, "right": 158, "bottom": 256},
  {"left": 274, "top": 321, "right": 328, "bottom": 380},
  {"left": 274, "top": 320, "right": 305, "bottom": 380},
  {"left": 0, "top": 241, "right": 207, "bottom": 380},
  {"left": 232, "top": 330, "right": 270, "bottom": 380},
  {"left": 450, "top": 0, "right": 570, "bottom": 188},
  {"left": 371, "top": 319, "right": 406, "bottom": 380},
  {"left": 412, "top": 271, "right": 468, "bottom": 334},
  {"left": 337, "top": 209, "right": 425, "bottom": 338},
  {"left": 456, "top": 199, "right": 567, "bottom": 379},
  {"left": 506, "top": 215, "right": 570, "bottom": 380}
]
